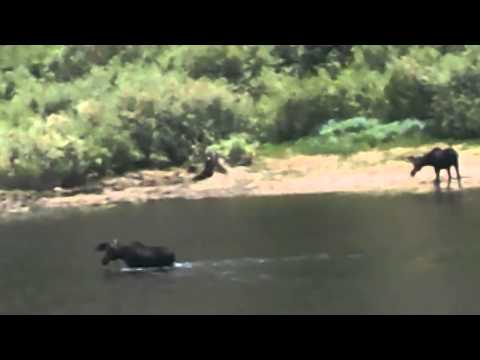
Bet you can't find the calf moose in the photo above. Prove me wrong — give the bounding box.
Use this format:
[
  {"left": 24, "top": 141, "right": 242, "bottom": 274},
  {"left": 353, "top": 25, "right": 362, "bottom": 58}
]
[
  {"left": 407, "top": 147, "right": 461, "bottom": 183},
  {"left": 192, "top": 152, "right": 227, "bottom": 182},
  {"left": 95, "top": 239, "right": 176, "bottom": 268}
]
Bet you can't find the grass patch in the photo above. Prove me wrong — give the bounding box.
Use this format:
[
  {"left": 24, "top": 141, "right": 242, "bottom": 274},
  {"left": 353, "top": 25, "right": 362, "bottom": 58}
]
[{"left": 257, "top": 142, "right": 295, "bottom": 158}]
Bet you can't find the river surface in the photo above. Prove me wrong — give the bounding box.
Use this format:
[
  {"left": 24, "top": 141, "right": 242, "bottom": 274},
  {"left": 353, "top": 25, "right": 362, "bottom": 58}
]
[{"left": 1, "top": 188, "right": 479, "bottom": 314}]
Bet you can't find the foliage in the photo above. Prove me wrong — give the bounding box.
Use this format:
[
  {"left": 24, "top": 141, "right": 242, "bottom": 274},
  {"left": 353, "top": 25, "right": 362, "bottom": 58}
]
[
  {"left": 429, "top": 63, "right": 480, "bottom": 138},
  {"left": 207, "top": 133, "right": 258, "bottom": 165},
  {"left": 0, "top": 45, "right": 478, "bottom": 190},
  {"left": 291, "top": 117, "right": 426, "bottom": 155},
  {"left": 115, "top": 68, "right": 255, "bottom": 165}
]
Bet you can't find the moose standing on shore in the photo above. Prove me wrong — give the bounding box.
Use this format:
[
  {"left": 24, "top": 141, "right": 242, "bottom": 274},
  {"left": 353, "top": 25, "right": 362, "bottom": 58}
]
[
  {"left": 407, "top": 147, "right": 461, "bottom": 184},
  {"left": 95, "top": 239, "right": 176, "bottom": 268}
]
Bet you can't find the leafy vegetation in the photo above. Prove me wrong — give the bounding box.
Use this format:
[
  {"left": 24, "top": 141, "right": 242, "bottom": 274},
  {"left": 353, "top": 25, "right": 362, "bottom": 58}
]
[
  {"left": 259, "top": 117, "right": 426, "bottom": 156},
  {"left": 207, "top": 133, "right": 258, "bottom": 165},
  {"left": 0, "top": 45, "right": 479, "bottom": 190}
]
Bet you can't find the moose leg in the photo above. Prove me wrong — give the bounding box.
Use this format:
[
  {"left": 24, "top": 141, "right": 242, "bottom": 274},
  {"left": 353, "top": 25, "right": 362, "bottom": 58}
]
[
  {"left": 434, "top": 168, "right": 440, "bottom": 184},
  {"left": 454, "top": 163, "right": 463, "bottom": 189},
  {"left": 454, "top": 163, "right": 461, "bottom": 180},
  {"left": 447, "top": 168, "right": 452, "bottom": 190}
]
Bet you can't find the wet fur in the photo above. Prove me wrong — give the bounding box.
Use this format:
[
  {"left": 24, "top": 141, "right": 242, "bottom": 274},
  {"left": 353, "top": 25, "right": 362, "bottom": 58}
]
[{"left": 96, "top": 241, "right": 176, "bottom": 268}]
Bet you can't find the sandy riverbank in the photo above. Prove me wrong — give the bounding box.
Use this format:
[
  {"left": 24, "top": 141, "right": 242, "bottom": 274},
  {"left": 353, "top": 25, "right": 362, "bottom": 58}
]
[{"left": 1, "top": 143, "right": 478, "bottom": 215}]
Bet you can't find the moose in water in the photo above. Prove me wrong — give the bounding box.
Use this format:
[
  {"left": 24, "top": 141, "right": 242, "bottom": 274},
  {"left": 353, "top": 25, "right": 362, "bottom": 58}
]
[
  {"left": 407, "top": 147, "right": 461, "bottom": 185},
  {"left": 95, "top": 239, "right": 176, "bottom": 268}
]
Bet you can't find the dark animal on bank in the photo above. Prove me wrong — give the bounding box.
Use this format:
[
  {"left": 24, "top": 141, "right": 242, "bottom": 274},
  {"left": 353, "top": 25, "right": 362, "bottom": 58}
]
[
  {"left": 95, "top": 239, "right": 176, "bottom": 268},
  {"left": 407, "top": 147, "right": 461, "bottom": 183},
  {"left": 192, "top": 152, "right": 227, "bottom": 182}
]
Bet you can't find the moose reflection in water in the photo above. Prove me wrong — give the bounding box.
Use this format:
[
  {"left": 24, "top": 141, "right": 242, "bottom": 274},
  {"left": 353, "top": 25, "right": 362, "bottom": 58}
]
[
  {"left": 407, "top": 147, "right": 463, "bottom": 190},
  {"left": 95, "top": 239, "right": 176, "bottom": 269}
]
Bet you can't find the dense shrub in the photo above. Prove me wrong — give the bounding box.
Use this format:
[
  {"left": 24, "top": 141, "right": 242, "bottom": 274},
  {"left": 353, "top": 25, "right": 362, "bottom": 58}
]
[
  {"left": 115, "top": 68, "right": 255, "bottom": 165},
  {"left": 48, "top": 45, "right": 128, "bottom": 81},
  {"left": 429, "top": 64, "right": 480, "bottom": 138},
  {"left": 383, "top": 56, "right": 437, "bottom": 120},
  {"left": 207, "top": 133, "right": 258, "bottom": 166},
  {"left": 257, "top": 65, "right": 390, "bottom": 142},
  {"left": 0, "top": 105, "right": 141, "bottom": 190},
  {"left": 0, "top": 45, "right": 479, "bottom": 190},
  {"left": 0, "top": 45, "right": 61, "bottom": 76},
  {"left": 158, "top": 45, "right": 278, "bottom": 84},
  {"left": 268, "top": 45, "right": 354, "bottom": 78},
  {"left": 255, "top": 70, "right": 336, "bottom": 142}
]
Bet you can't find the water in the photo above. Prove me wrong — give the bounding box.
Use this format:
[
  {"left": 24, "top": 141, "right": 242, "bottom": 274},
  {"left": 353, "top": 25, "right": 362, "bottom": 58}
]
[{"left": 0, "top": 189, "right": 479, "bottom": 314}]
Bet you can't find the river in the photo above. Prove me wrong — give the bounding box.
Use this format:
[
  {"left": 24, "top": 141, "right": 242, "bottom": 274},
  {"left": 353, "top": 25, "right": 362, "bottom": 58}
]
[{"left": 0, "top": 189, "right": 478, "bottom": 314}]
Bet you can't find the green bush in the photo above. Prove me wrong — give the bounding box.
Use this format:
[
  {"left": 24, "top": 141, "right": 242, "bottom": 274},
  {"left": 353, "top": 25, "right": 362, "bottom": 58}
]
[
  {"left": 255, "top": 69, "right": 338, "bottom": 142},
  {"left": 269, "top": 45, "right": 354, "bottom": 77},
  {"left": 352, "top": 45, "right": 411, "bottom": 72},
  {"left": 1, "top": 45, "right": 480, "bottom": 190},
  {"left": 382, "top": 47, "right": 471, "bottom": 122},
  {"left": 115, "top": 68, "right": 255, "bottom": 165},
  {"left": 257, "top": 65, "right": 390, "bottom": 142},
  {"left": 158, "top": 45, "right": 278, "bottom": 84},
  {"left": 429, "top": 64, "right": 480, "bottom": 138},
  {"left": 333, "top": 66, "right": 391, "bottom": 120},
  {"left": 0, "top": 116, "right": 84, "bottom": 189},
  {"left": 383, "top": 56, "right": 437, "bottom": 120},
  {"left": 207, "top": 133, "right": 258, "bottom": 166},
  {"left": 0, "top": 107, "right": 141, "bottom": 190},
  {"left": 0, "top": 45, "right": 61, "bottom": 77},
  {"left": 48, "top": 45, "right": 128, "bottom": 81}
]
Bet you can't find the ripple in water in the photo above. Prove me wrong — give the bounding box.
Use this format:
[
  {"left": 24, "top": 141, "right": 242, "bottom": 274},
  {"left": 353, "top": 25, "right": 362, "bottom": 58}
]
[
  {"left": 190, "top": 252, "right": 331, "bottom": 269},
  {"left": 117, "top": 253, "right": 361, "bottom": 274},
  {"left": 119, "top": 261, "right": 193, "bottom": 273}
]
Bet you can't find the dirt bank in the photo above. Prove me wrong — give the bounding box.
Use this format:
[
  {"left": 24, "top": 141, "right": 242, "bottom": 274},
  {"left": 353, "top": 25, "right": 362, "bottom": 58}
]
[{"left": 1, "top": 142, "right": 478, "bottom": 215}]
